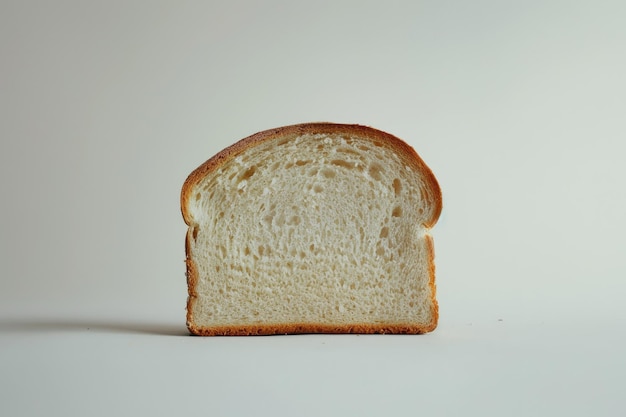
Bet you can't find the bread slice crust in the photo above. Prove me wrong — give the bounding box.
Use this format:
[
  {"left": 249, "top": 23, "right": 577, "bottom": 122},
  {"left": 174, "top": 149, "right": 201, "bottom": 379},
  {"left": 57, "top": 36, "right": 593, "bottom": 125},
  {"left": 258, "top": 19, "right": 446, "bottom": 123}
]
[{"left": 181, "top": 123, "right": 442, "bottom": 335}]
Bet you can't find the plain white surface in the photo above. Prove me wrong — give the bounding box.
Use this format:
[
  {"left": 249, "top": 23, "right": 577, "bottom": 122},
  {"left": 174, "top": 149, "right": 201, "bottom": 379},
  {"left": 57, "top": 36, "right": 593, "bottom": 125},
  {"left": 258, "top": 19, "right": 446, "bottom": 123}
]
[{"left": 1, "top": 1, "right": 625, "bottom": 416}]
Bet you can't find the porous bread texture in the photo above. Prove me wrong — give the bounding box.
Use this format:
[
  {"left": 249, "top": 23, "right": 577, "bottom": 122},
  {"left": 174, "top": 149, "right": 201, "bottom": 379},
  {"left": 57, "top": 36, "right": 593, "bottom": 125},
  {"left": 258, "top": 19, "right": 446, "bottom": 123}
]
[{"left": 182, "top": 123, "right": 442, "bottom": 335}]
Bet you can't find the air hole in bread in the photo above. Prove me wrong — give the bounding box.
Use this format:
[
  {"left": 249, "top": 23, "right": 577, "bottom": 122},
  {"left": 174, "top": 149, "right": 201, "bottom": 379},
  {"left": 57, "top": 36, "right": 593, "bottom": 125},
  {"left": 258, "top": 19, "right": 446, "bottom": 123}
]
[
  {"left": 321, "top": 168, "right": 336, "bottom": 178},
  {"left": 392, "top": 206, "right": 403, "bottom": 217},
  {"left": 195, "top": 193, "right": 201, "bottom": 201},
  {"left": 379, "top": 226, "right": 389, "bottom": 239},
  {"left": 295, "top": 160, "right": 311, "bottom": 166},
  {"left": 313, "top": 184, "right": 324, "bottom": 193},
  {"left": 392, "top": 178, "right": 402, "bottom": 196},
  {"left": 308, "top": 168, "right": 318, "bottom": 177},
  {"left": 368, "top": 163, "right": 383, "bottom": 181},
  {"left": 373, "top": 141, "right": 384, "bottom": 147},
  {"left": 218, "top": 245, "right": 227, "bottom": 258},
  {"left": 330, "top": 159, "right": 354, "bottom": 169},
  {"left": 337, "top": 147, "right": 360, "bottom": 156},
  {"left": 239, "top": 165, "right": 256, "bottom": 181},
  {"left": 287, "top": 215, "right": 301, "bottom": 226},
  {"left": 244, "top": 246, "right": 251, "bottom": 256}
]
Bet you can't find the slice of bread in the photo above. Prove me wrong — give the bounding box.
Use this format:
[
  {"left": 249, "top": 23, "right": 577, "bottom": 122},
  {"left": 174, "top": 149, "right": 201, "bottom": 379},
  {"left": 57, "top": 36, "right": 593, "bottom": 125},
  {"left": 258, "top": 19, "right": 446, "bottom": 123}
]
[{"left": 181, "top": 123, "right": 442, "bottom": 335}]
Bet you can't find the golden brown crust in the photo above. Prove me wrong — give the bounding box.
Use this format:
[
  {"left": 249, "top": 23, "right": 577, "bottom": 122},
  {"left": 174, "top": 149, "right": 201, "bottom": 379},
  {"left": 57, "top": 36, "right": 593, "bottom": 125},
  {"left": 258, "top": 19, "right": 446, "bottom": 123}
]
[
  {"left": 425, "top": 234, "right": 439, "bottom": 327},
  {"left": 181, "top": 122, "right": 442, "bottom": 336},
  {"left": 187, "top": 322, "right": 436, "bottom": 336},
  {"left": 184, "top": 227, "right": 198, "bottom": 329}
]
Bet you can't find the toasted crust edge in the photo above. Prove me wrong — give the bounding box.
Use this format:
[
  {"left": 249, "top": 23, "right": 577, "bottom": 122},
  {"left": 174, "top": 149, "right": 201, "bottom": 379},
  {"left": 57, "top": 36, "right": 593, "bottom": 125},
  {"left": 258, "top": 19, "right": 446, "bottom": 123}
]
[
  {"left": 187, "top": 321, "right": 437, "bottom": 336},
  {"left": 181, "top": 122, "right": 442, "bottom": 336}
]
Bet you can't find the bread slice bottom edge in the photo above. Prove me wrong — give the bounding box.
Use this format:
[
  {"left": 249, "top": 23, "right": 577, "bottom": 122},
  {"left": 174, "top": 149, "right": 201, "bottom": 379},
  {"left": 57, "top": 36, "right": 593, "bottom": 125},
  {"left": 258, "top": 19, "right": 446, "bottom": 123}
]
[{"left": 186, "top": 315, "right": 438, "bottom": 336}]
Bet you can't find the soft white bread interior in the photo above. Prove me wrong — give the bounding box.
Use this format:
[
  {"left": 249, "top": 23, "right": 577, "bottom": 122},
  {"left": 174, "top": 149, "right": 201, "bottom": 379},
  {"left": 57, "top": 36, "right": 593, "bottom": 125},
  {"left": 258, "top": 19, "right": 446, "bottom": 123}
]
[{"left": 181, "top": 123, "right": 442, "bottom": 335}]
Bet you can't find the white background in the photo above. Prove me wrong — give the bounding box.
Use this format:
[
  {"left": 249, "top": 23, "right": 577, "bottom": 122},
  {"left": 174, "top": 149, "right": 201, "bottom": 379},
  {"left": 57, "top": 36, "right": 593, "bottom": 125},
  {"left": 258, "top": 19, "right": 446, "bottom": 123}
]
[{"left": 1, "top": 1, "right": 625, "bottom": 416}]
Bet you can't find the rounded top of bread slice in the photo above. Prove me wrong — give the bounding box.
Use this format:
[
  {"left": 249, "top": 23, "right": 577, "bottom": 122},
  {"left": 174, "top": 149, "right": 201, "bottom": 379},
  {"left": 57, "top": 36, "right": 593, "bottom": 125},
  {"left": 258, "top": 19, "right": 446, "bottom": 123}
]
[{"left": 181, "top": 123, "right": 442, "bottom": 228}]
